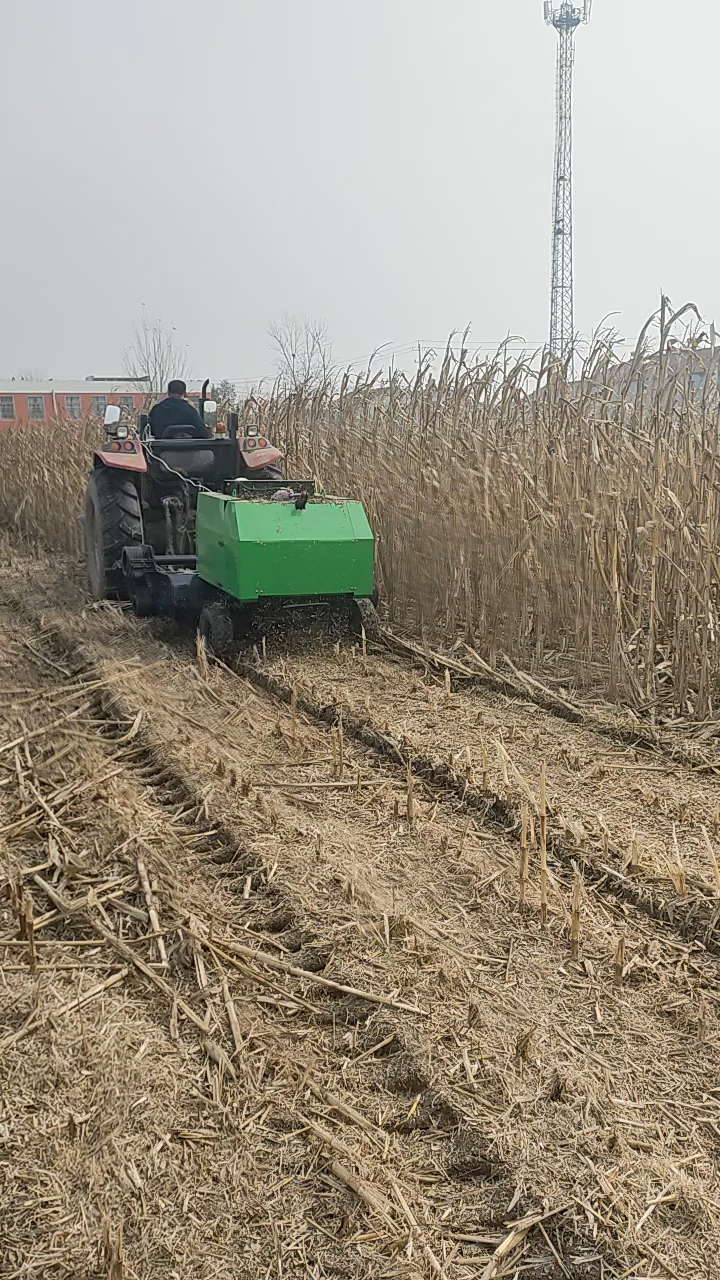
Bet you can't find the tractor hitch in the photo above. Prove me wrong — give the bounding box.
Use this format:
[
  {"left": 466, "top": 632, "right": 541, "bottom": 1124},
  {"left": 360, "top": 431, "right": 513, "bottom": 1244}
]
[{"left": 121, "top": 544, "right": 210, "bottom": 618}]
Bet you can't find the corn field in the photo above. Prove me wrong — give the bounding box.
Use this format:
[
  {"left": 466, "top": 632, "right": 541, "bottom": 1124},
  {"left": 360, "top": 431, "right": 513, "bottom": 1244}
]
[
  {"left": 2, "top": 319, "right": 720, "bottom": 722},
  {"left": 4, "top": 323, "right": 720, "bottom": 1280}
]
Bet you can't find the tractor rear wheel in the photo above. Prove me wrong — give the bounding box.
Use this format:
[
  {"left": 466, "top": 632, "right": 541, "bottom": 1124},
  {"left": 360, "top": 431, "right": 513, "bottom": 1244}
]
[{"left": 84, "top": 467, "right": 143, "bottom": 600}]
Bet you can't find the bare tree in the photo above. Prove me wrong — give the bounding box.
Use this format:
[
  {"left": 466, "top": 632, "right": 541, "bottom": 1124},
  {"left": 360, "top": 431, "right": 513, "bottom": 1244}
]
[
  {"left": 269, "top": 315, "right": 335, "bottom": 390},
  {"left": 123, "top": 310, "right": 188, "bottom": 396}
]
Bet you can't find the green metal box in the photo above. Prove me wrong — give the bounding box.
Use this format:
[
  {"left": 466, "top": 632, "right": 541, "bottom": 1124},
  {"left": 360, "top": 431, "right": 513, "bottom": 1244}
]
[{"left": 196, "top": 492, "right": 375, "bottom": 603}]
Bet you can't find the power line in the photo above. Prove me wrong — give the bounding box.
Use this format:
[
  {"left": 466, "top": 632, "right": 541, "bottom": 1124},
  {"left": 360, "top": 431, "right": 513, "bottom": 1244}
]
[{"left": 212, "top": 341, "right": 550, "bottom": 387}]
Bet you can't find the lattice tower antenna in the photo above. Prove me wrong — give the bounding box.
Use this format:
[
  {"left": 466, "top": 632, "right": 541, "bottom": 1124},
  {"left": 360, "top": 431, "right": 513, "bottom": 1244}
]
[{"left": 544, "top": 1, "right": 591, "bottom": 365}]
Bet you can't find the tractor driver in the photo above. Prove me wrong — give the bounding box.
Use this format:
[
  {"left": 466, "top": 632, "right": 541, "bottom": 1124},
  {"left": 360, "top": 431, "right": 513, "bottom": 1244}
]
[{"left": 148, "top": 380, "right": 210, "bottom": 439}]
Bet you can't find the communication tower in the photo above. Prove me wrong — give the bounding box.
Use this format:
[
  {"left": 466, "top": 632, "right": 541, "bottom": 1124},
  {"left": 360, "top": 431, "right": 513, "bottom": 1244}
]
[{"left": 544, "top": 1, "right": 592, "bottom": 364}]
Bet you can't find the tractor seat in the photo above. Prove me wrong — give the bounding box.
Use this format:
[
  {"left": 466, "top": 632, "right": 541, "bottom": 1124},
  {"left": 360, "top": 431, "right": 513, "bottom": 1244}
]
[{"left": 159, "top": 425, "right": 210, "bottom": 441}]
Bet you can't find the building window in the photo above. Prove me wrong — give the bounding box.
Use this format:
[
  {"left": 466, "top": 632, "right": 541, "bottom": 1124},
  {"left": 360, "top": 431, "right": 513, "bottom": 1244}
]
[
  {"left": 27, "top": 396, "right": 45, "bottom": 421},
  {"left": 64, "top": 395, "right": 81, "bottom": 418},
  {"left": 118, "top": 396, "right": 135, "bottom": 414},
  {"left": 0, "top": 396, "right": 15, "bottom": 420},
  {"left": 90, "top": 395, "right": 107, "bottom": 417}
]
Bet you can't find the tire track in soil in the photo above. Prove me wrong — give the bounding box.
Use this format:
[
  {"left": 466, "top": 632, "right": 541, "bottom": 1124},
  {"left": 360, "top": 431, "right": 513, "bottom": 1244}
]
[
  {"left": 264, "top": 646, "right": 720, "bottom": 956},
  {"left": 3, "top": 556, "right": 720, "bottom": 1276},
  {"left": 0, "top": 609, "right": 475, "bottom": 1280},
  {"left": 0, "top": 610, "right": 375, "bottom": 1280}
]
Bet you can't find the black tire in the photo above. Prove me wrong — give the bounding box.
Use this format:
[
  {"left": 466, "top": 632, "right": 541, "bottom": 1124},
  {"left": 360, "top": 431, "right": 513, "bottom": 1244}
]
[
  {"left": 254, "top": 464, "right": 284, "bottom": 481},
  {"left": 352, "top": 597, "right": 382, "bottom": 643},
  {"left": 84, "top": 467, "right": 143, "bottom": 600},
  {"left": 199, "top": 600, "right": 236, "bottom": 660}
]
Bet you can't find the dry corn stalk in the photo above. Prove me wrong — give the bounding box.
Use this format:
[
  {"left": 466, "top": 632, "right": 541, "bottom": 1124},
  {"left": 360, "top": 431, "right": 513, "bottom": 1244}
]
[
  {"left": 338, "top": 717, "right": 345, "bottom": 779},
  {"left": 614, "top": 935, "right": 625, "bottom": 990},
  {"left": 670, "top": 824, "right": 687, "bottom": 897},
  {"left": 627, "top": 829, "right": 642, "bottom": 873},
  {"left": 515, "top": 1026, "right": 534, "bottom": 1064},
  {"left": 497, "top": 740, "right": 537, "bottom": 811},
  {"left": 195, "top": 631, "right": 210, "bottom": 680},
  {"left": 519, "top": 801, "right": 529, "bottom": 910},
  {"left": 221, "top": 977, "right": 243, "bottom": 1054},
  {"left": 137, "top": 856, "right": 167, "bottom": 966},
  {"left": 498, "top": 740, "right": 509, "bottom": 787},
  {"left": 101, "top": 1217, "right": 124, "bottom": 1280},
  {"left": 539, "top": 763, "right": 548, "bottom": 925},
  {"left": 698, "top": 995, "right": 708, "bottom": 1044},
  {"left": 406, "top": 763, "right": 415, "bottom": 827},
  {"left": 701, "top": 825, "right": 720, "bottom": 896},
  {"left": 570, "top": 867, "right": 582, "bottom": 960},
  {"left": 22, "top": 890, "right": 36, "bottom": 974},
  {"left": 290, "top": 685, "right": 298, "bottom": 745}
]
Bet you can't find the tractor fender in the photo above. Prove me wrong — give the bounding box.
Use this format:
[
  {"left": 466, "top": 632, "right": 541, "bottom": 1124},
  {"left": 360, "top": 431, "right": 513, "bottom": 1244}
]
[
  {"left": 93, "top": 443, "right": 147, "bottom": 473},
  {"left": 239, "top": 442, "right": 284, "bottom": 471}
]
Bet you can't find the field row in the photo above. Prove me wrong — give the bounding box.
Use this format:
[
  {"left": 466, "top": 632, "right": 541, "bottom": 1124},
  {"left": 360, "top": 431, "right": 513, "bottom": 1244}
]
[{"left": 1, "top": 549, "right": 720, "bottom": 1278}]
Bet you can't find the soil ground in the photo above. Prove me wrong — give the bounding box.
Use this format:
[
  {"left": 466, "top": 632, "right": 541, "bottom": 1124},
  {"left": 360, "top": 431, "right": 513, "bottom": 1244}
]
[{"left": 2, "top": 546, "right": 720, "bottom": 1279}]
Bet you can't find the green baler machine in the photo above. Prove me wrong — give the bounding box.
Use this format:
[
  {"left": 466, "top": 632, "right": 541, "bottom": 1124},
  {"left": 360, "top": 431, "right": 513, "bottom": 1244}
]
[
  {"left": 183, "top": 486, "right": 380, "bottom": 654},
  {"left": 196, "top": 491, "right": 375, "bottom": 602}
]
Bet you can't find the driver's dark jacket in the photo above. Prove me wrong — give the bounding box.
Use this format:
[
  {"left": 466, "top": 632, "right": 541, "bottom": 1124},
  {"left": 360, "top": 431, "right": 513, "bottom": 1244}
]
[{"left": 148, "top": 396, "right": 210, "bottom": 439}]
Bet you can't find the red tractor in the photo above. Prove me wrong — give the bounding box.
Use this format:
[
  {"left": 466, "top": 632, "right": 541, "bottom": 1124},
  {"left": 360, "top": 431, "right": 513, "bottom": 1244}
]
[{"left": 84, "top": 382, "right": 284, "bottom": 603}]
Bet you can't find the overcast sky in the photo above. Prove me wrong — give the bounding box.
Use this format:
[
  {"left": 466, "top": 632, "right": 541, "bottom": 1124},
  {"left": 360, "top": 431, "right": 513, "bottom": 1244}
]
[{"left": 1, "top": 0, "right": 718, "bottom": 382}]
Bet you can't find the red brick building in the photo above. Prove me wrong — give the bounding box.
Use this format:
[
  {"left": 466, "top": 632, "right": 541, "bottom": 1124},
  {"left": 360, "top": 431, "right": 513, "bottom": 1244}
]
[
  {"left": 0, "top": 380, "right": 148, "bottom": 425},
  {"left": 0, "top": 380, "right": 205, "bottom": 426}
]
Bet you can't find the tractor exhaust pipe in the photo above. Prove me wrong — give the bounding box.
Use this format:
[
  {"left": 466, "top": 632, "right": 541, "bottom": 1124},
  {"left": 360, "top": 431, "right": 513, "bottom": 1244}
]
[{"left": 200, "top": 378, "right": 209, "bottom": 421}]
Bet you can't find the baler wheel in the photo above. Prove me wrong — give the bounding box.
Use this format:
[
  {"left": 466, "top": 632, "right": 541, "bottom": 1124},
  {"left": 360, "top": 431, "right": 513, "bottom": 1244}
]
[
  {"left": 198, "top": 600, "right": 236, "bottom": 660},
  {"left": 353, "top": 597, "right": 382, "bottom": 644},
  {"left": 84, "top": 467, "right": 143, "bottom": 600}
]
